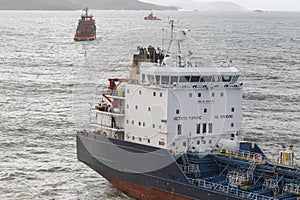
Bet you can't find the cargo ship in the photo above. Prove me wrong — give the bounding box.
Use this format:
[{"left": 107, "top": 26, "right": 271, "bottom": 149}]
[
  {"left": 76, "top": 21, "right": 300, "bottom": 199},
  {"left": 144, "top": 11, "right": 161, "bottom": 20},
  {"left": 74, "top": 7, "right": 96, "bottom": 41}
]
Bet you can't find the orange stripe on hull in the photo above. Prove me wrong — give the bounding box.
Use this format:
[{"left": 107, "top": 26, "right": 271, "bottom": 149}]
[{"left": 74, "top": 36, "right": 95, "bottom": 41}]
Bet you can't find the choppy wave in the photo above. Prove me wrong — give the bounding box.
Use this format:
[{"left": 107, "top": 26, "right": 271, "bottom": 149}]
[
  {"left": 243, "top": 92, "right": 300, "bottom": 102},
  {"left": 0, "top": 10, "right": 299, "bottom": 200}
]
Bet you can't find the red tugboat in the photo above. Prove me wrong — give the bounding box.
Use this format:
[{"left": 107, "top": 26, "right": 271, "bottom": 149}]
[
  {"left": 74, "top": 7, "right": 96, "bottom": 41},
  {"left": 144, "top": 11, "right": 161, "bottom": 20}
]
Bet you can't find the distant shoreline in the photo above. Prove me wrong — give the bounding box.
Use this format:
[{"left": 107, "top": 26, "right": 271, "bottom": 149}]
[
  {"left": 0, "top": 8, "right": 179, "bottom": 11},
  {"left": 0, "top": 9, "right": 299, "bottom": 12}
]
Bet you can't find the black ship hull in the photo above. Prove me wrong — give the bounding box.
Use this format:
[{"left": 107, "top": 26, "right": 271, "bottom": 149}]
[{"left": 76, "top": 131, "right": 241, "bottom": 200}]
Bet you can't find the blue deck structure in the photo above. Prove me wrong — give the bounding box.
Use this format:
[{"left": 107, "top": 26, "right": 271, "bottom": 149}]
[{"left": 177, "top": 149, "right": 300, "bottom": 200}]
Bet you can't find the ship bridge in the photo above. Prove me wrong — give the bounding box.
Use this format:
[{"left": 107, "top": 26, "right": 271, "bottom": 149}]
[
  {"left": 140, "top": 65, "right": 242, "bottom": 89},
  {"left": 123, "top": 63, "right": 244, "bottom": 152},
  {"left": 92, "top": 20, "right": 243, "bottom": 152}
]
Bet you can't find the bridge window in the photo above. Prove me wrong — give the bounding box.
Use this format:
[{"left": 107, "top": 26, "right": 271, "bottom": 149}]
[
  {"left": 189, "top": 93, "right": 192, "bottom": 98},
  {"left": 197, "top": 140, "right": 200, "bottom": 145},
  {"left": 161, "top": 76, "right": 169, "bottom": 84},
  {"left": 211, "top": 92, "right": 215, "bottom": 97},
  {"left": 200, "top": 76, "right": 212, "bottom": 82},
  {"left": 191, "top": 76, "right": 200, "bottom": 82},
  {"left": 139, "top": 90, "right": 142, "bottom": 95},
  {"left": 141, "top": 74, "right": 145, "bottom": 82},
  {"left": 179, "top": 76, "right": 190, "bottom": 82},
  {"left": 171, "top": 76, "right": 178, "bottom": 84},
  {"left": 146, "top": 75, "right": 151, "bottom": 83},
  {"left": 231, "top": 123, "right": 234, "bottom": 127},
  {"left": 220, "top": 92, "right": 224, "bottom": 97},
  {"left": 198, "top": 93, "right": 201, "bottom": 97},
  {"left": 231, "top": 75, "right": 239, "bottom": 83},
  {"left": 153, "top": 92, "right": 156, "bottom": 96},
  {"left": 160, "top": 93, "right": 163, "bottom": 97},
  {"left": 148, "top": 107, "right": 151, "bottom": 111},
  {"left": 155, "top": 75, "right": 160, "bottom": 85},
  {"left": 132, "top": 120, "right": 134, "bottom": 125},
  {"left": 148, "top": 139, "right": 151, "bottom": 143},
  {"left": 183, "top": 141, "right": 187, "bottom": 147},
  {"left": 222, "top": 75, "right": 232, "bottom": 82},
  {"left": 176, "top": 109, "right": 180, "bottom": 114},
  {"left": 135, "top": 105, "right": 138, "bottom": 110},
  {"left": 153, "top": 124, "right": 155, "bottom": 128},
  {"left": 231, "top": 107, "right": 235, "bottom": 112},
  {"left": 212, "top": 76, "right": 221, "bottom": 82},
  {"left": 149, "top": 75, "right": 155, "bottom": 84},
  {"left": 204, "top": 108, "right": 207, "bottom": 113}
]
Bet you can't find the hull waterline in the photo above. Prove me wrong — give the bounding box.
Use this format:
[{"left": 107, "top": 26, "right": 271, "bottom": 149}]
[{"left": 77, "top": 132, "right": 241, "bottom": 200}]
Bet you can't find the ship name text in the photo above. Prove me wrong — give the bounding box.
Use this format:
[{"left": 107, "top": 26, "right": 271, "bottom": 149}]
[
  {"left": 214, "top": 114, "right": 233, "bottom": 119},
  {"left": 173, "top": 116, "right": 202, "bottom": 121}
]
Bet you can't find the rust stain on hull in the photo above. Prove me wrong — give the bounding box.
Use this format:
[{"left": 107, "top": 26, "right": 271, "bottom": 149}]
[{"left": 102, "top": 174, "right": 192, "bottom": 200}]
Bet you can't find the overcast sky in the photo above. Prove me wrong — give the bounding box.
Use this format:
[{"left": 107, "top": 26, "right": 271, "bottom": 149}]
[
  {"left": 142, "top": 0, "right": 300, "bottom": 11},
  {"left": 193, "top": 0, "right": 300, "bottom": 11}
]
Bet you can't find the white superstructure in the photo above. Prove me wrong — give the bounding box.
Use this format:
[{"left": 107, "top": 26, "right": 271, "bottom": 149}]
[{"left": 92, "top": 22, "right": 243, "bottom": 154}]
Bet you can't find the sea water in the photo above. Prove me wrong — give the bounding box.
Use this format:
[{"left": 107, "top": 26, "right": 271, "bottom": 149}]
[{"left": 0, "top": 10, "right": 299, "bottom": 199}]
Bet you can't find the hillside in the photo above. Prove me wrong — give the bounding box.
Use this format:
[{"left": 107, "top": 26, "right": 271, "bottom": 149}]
[
  {"left": 0, "top": 0, "right": 177, "bottom": 10},
  {"left": 139, "top": 0, "right": 243, "bottom": 11}
]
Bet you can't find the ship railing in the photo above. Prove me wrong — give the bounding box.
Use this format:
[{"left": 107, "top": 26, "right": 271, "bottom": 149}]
[
  {"left": 264, "top": 157, "right": 299, "bottom": 169},
  {"left": 91, "top": 107, "right": 125, "bottom": 115},
  {"left": 90, "top": 121, "right": 125, "bottom": 132},
  {"left": 179, "top": 164, "right": 200, "bottom": 173},
  {"left": 283, "top": 183, "right": 300, "bottom": 195},
  {"left": 104, "top": 90, "right": 125, "bottom": 98},
  {"left": 99, "top": 90, "right": 125, "bottom": 99},
  {"left": 212, "top": 149, "right": 266, "bottom": 164},
  {"left": 188, "top": 178, "right": 278, "bottom": 200},
  {"left": 212, "top": 149, "right": 299, "bottom": 169}
]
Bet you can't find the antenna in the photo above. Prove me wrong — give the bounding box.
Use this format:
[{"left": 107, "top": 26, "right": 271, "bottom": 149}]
[
  {"left": 169, "top": 19, "right": 175, "bottom": 38},
  {"left": 166, "top": 19, "right": 175, "bottom": 54},
  {"left": 85, "top": 7, "right": 88, "bottom": 17}
]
